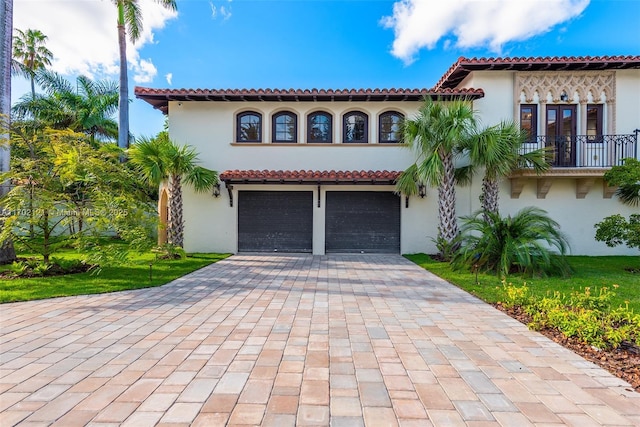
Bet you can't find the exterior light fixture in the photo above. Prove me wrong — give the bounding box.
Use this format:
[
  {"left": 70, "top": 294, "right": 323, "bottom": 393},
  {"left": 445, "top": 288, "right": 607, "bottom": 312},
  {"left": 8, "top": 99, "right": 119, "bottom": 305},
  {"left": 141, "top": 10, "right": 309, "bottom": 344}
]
[
  {"left": 560, "top": 91, "right": 569, "bottom": 102},
  {"left": 212, "top": 182, "right": 221, "bottom": 198},
  {"left": 418, "top": 184, "right": 426, "bottom": 198}
]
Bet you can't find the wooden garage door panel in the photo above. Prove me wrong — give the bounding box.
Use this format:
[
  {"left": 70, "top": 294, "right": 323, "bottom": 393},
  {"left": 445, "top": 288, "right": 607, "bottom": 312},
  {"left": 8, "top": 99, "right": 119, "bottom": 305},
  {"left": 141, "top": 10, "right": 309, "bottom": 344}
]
[
  {"left": 238, "top": 191, "right": 313, "bottom": 252},
  {"left": 325, "top": 191, "right": 400, "bottom": 253}
]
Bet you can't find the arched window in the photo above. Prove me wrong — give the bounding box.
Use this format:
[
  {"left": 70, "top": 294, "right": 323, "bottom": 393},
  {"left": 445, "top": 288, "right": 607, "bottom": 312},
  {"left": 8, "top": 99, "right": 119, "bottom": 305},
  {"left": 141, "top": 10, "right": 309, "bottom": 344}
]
[
  {"left": 272, "top": 111, "right": 297, "bottom": 143},
  {"left": 379, "top": 111, "right": 404, "bottom": 143},
  {"left": 237, "top": 111, "right": 262, "bottom": 142},
  {"left": 307, "top": 112, "right": 332, "bottom": 143},
  {"left": 343, "top": 111, "right": 368, "bottom": 143}
]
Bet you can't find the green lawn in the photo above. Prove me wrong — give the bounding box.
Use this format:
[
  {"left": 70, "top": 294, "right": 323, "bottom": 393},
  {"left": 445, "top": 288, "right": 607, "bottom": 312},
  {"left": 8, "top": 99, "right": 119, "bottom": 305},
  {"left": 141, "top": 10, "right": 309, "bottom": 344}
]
[
  {"left": 0, "top": 251, "right": 231, "bottom": 303},
  {"left": 405, "top": 254, "right": 640, "bottom": 312}
]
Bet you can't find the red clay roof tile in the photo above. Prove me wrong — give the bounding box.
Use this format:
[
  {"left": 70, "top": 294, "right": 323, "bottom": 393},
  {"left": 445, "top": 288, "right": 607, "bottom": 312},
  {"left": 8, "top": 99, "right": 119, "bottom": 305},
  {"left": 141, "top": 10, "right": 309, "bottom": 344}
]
[
  {"left": 433, "top": 55, "right": 640, "bottom": 90},
  {"left": 220, "top": 169, "right": 402, "bottom": 184},
  {"left": 134, "top": 87, "right": 484, "bottom": 113}
]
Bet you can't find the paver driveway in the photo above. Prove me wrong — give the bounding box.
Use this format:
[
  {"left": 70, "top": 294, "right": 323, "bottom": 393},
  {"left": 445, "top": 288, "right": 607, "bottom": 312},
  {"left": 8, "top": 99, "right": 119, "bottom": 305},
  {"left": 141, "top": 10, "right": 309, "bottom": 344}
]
[{"left": 1, "top": 254, "right": 639, "bottom": 426}]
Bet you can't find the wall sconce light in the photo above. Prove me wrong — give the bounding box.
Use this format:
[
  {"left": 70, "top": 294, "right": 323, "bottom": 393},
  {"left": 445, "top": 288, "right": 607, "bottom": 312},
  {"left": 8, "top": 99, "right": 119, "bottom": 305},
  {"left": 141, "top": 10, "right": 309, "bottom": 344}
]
[
  {"left": 560, "top": 91, "right": 569, "bottom": 102},
  {"left": 418, "top": 184, "right": 426, "bottom": 198},
  {"left": 212, "top": 182, "right": 221, "bottom": 198}
]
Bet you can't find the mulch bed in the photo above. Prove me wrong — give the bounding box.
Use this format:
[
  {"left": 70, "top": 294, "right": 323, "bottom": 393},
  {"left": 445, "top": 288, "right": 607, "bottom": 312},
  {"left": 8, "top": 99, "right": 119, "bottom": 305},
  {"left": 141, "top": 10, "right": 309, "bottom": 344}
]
[
  {"left": 495, "top": 303, "right": 640, "bottom": 393},
  {"left": 0, "top": 262, "right": 93, "bottom": 279}
]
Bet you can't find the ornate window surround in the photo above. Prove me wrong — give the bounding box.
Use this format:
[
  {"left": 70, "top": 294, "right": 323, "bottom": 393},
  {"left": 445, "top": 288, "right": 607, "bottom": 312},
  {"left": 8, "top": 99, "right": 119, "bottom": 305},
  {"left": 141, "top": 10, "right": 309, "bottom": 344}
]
[{"left": 515, "top": 71, "right": 616, "bottom": 134}]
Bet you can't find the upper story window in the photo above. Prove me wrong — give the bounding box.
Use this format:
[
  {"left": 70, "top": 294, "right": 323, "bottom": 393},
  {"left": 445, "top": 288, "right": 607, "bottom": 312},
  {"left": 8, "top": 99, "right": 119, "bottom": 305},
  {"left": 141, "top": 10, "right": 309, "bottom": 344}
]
[
  {"left": 519, "top": 105, "right": 538, "bottom": 142},
  {"left": 307, "top": 112, "right": 332, "bottom": 143},
  {"left": 237, "top": 111, "right": 262, "bottom": 142},
  {"left": 379, "top": 111, "right": 404, "bottom": 143},
  {"left": 343, "top": 111, "right": 368, "bottom": 143},
  {"left": 272, "top": 111, "right": 297, "bottom": 143},
  {"left": 586, "top": 104, "right": 603, "bottom": 142}
]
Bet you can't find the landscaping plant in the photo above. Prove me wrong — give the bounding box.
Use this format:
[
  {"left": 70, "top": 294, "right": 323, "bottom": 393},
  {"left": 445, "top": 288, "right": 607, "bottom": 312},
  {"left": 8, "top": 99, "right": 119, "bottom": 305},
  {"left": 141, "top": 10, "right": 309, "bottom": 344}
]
[
  {"left": 499, "top": 281, "right": 639, "bottom": 350},
  {"left": 0, "top": 126, "right": 156, "bottom": 266},
  {"left": 452, "top": 207, "right": 571, "bottom": 277},
  {"left": 396, "top": 98, "right": 477, "bottom": 259}
]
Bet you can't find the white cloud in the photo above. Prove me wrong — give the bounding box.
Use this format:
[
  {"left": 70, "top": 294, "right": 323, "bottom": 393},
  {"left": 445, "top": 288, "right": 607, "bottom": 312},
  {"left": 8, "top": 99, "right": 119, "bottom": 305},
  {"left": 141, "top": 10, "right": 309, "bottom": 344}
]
[
  {"left": 165, "top": 72, "right": 173, "bottom": 85},
  {"left": 13, "top": 0, "right": 178, "bottom": 81},
  {"left": 210, "top": 1, "right": 232, "bottom": 20},
  {"left": 133, "top": 59, "right": 157, "bottom": 84},
  {"left": 382, "top": 0, "right": 590, "bottom": 64}
]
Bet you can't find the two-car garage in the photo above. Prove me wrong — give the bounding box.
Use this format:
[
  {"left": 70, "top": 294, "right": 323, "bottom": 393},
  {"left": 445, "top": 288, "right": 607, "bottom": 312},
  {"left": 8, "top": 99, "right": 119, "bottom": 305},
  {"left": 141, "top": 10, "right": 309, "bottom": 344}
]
[{"left": 237, "top": 190, "right": 400, "bottom": 254}]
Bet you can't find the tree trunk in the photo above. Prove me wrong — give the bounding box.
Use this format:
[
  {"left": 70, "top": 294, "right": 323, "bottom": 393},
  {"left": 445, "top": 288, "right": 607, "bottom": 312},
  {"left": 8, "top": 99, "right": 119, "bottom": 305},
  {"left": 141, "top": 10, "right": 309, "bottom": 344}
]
[
  {"left": 117, "top": 14, "right": 129, "bottom": 150},
  {"left": 0, "top": 0, "right": 12, "bottom": 178},
  {"left": 437, "top": 152, "right": 459, "bottom": 252},
  {"left": 30, "top": 75, "right": 35, "bottom": 100},
  {"left": 0, "top": 0, "right": 17, "bottom": 264},
  {"left": 167, "top": 174, "right": 184, "bottom": 248},
  {"left": 481, "top": 176, "right": 500, "bottom": 217},
  {"left": 42, "top": 209, "right": 50, "bottom": 263}
]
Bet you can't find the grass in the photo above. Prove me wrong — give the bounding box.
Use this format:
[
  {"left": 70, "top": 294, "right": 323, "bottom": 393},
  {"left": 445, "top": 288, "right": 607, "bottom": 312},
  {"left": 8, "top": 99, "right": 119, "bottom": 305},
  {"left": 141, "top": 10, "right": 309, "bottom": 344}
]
[
  {"left": 405, "top": 254, "right": 640, "bottom": 312},
  {"left": 0, "top": 250, "right": 231, "bottom": 303}
]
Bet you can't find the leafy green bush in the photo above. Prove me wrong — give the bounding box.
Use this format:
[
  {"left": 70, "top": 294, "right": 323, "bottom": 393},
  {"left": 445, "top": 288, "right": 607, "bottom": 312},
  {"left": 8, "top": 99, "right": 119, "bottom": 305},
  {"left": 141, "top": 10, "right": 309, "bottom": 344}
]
[
  {"left": 33, "top": 262, "right": 51, "bottom": 276},
  {"left": 499, "top": 280, "right": 532, "bottom": 309},
  {"left": 499, "top": 283, "right": 639, "bottom": 349},
  {"left": 10, "top": 261, "right": 28, "bottom": 276},
  {"left": 452, "top": 207, "right": 571, "bottom": 277},
  {"left": 152, "top": 243, "right": 186, "bottom": 260},
  {"left": 594, "top": 214, "right": 640, "bottom": 251}
]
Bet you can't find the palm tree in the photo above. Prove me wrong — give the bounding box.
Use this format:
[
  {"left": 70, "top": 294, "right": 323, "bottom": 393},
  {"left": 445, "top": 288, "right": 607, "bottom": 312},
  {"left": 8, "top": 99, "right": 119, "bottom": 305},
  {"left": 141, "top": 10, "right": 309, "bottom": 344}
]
[
  {"left": 0, "top": 0, "right": 17, "bottom": 263},
  {"left": 462, "top": 121, "right": 549, "bottom": 215},
  {"left": 129, "top": 134, "right": 218, "bottom": 247},
  {"left": 114, "top": 0, "right": 177, "bottom": 149},
  {"left": 12, "top": 70, "right": 118, "bottom": 144},
  {"left": 396, "top": 97, "right": 476, "bottom": 258},
  {"left": 11, "top": 28, "right": 52, "bottom": 99},
  {"left": 452, "top": 207, "right": 571, "bottom": 277}
]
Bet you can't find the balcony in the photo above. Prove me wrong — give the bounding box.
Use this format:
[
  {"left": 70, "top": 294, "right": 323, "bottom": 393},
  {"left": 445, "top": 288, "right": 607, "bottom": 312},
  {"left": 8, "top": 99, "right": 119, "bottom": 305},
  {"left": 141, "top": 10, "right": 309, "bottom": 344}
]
[
  {"left": 523, "top": 134, "right": 637, "bottom": 168},
  {"left": 511, "top": 133, "right": 638, "bottom": 199}
]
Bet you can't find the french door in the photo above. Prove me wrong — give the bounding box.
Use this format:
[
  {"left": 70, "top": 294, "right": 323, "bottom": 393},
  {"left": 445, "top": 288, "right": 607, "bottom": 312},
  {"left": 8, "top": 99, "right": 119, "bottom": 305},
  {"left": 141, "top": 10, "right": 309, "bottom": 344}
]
[{"left": 546, "top": 105, "right": 577, "bottom": 167}]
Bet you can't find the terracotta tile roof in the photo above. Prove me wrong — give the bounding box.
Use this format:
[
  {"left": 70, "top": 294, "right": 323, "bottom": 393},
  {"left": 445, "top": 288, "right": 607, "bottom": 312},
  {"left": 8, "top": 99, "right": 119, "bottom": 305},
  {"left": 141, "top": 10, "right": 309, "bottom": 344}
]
[
  {"left": 220, "top": 169, "right": 402, "bottom": 184},
  {"left": 434, "top": 55, "right": 640, "bottom": 90},
  {"left": 134, "top": 87, "right": 484, "bottom": 113}
]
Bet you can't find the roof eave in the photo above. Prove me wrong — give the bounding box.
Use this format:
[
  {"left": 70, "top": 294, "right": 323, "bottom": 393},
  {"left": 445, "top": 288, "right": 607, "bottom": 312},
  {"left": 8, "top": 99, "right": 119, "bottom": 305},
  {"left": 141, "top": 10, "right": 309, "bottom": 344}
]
[{"left": 134, "top": 87, "right": 484, "bottom": 114}]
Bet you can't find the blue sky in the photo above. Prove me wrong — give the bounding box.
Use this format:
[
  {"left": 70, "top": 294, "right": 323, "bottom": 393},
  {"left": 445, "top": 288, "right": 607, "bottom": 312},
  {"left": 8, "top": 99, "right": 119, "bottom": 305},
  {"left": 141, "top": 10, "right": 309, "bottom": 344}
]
[{"left": 12, "top": 0, "right": 640, "bottom": 139}]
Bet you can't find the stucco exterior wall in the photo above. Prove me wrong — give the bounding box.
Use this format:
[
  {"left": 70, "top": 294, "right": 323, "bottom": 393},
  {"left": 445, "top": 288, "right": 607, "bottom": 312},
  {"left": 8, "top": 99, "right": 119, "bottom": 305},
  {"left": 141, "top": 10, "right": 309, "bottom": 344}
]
[
  {"left": 167, "top": 65, "right": 639, "bottom": 256},
  {"left": 616, "top": 69, "right": 640, "bottom": 136},
  {"left": 171, "top": 100, "right": 441, "bottom": 255},
  {"left": 181, "top": 181, "right": 442, "bottom": 255},
  {"left": 460, "top": 69, "right": 640, "bottom": 256}
]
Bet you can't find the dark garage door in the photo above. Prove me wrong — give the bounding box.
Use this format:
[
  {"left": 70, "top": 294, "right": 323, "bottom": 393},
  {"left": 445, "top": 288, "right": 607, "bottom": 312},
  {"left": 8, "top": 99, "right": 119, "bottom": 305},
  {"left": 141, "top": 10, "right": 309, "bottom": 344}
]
[
  {"left": 238, "top": 191, "right": 313, "bottom": 252},
  {"left": 325, "top": 191, "right": 400, "bottom": 253}
]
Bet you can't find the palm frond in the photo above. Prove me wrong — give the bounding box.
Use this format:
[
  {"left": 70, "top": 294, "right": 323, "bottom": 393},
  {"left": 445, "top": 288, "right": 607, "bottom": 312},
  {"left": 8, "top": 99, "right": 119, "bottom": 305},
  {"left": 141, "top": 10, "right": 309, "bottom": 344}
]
[
  {"left": 395, "top": 164, "right": 419, "bottom": 196},
  {"left": 184, "top": 167, "right": 218, "bottom": 193},
  {"left": 124, "top": 0, "right": 143, "bottom": 42}
]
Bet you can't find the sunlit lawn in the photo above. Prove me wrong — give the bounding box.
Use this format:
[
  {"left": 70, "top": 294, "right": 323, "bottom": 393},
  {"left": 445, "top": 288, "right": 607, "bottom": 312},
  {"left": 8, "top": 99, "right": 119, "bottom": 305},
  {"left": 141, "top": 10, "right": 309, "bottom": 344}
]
[
  {"left": 0, "top": 250, "right": 231, "bottom": 303},
  {"left": 405, "top": 254, "right": 640, "bottom": 312}
]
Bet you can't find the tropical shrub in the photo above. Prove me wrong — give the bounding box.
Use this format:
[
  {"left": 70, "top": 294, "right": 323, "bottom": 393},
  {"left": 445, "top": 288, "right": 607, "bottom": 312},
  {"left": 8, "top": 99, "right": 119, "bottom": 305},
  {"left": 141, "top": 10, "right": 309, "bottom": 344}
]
[
  {"left": 452, "top": 207, "right": 571, "bottom": 277},
  {"left": 0, "top": 126, "right": 156, "bottom": 264},
  {"left": 152, "top": 243, "right": 186, "bottom": 260},
  {"left": 594, "top": 214, "right": 640, "bottom": 251},
  {"left": 526, "top": 286, "right": 639, "bottom": 349},
  {"left": 498, "top": 282, "right": 639, "bottom": 349}
]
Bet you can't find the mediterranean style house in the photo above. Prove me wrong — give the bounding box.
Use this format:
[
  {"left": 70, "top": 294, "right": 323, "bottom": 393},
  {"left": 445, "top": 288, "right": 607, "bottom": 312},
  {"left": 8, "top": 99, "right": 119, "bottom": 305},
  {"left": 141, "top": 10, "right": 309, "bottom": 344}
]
[{"left": 135, "top": 55, "right": 640, "bottom": 256}]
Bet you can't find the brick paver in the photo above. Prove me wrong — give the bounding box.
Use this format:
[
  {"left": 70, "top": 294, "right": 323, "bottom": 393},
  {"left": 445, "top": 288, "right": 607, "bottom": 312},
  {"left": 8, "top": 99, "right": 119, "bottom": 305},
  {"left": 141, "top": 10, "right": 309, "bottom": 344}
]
[{"left": 1, "top": 254, "right": 639, "bottom": 426}]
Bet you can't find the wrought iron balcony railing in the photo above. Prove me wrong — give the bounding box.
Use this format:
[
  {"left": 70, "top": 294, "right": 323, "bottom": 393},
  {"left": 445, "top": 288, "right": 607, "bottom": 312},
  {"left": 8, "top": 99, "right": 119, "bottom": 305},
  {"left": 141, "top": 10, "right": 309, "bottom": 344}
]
[{"left": 521, "top": 134, "right": 638, "bottom": 168}]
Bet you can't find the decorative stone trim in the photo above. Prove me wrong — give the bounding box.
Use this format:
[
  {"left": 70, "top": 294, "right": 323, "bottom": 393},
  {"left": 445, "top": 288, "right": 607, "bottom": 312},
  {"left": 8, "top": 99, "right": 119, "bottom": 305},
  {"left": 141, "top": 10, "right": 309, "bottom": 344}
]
[
  {"left": 509, "top": 168, "right": 612, "bottom": 199},
  {"left": 515, "top": 71, "right": 615, "bottom": 104}
]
